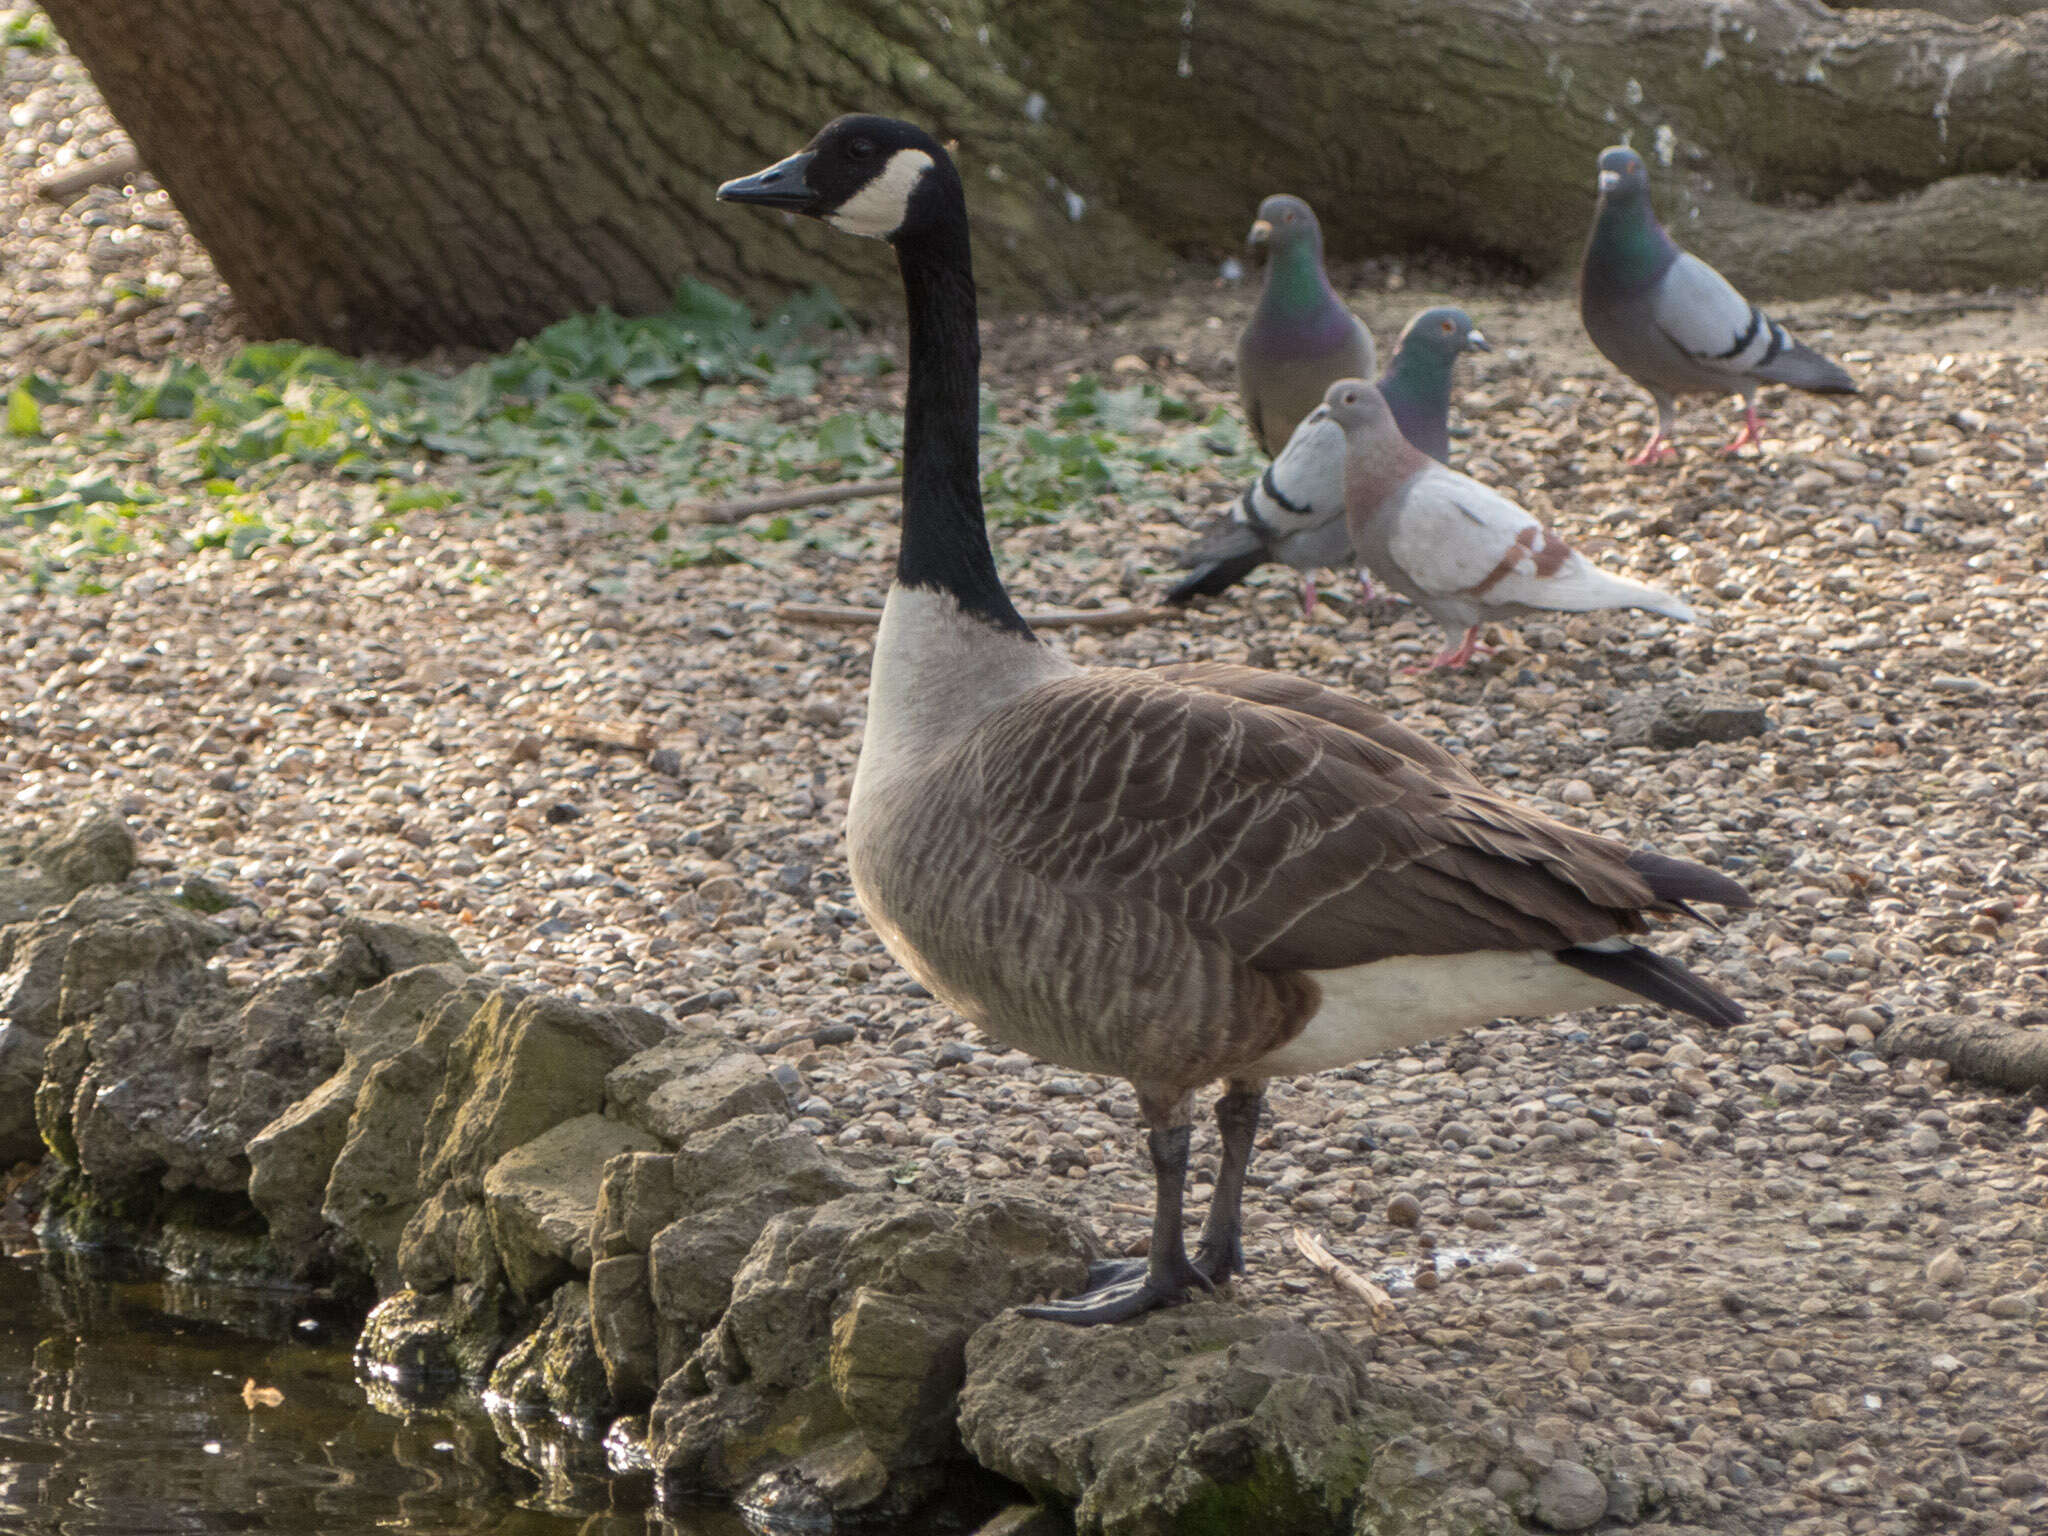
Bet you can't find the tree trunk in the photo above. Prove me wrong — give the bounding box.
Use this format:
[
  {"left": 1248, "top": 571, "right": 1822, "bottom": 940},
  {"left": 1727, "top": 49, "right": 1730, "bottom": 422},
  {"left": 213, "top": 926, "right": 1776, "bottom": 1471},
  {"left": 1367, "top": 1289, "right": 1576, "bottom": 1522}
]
[{"left": 40, "top": 0, "right": 2048, "bottom": 353}]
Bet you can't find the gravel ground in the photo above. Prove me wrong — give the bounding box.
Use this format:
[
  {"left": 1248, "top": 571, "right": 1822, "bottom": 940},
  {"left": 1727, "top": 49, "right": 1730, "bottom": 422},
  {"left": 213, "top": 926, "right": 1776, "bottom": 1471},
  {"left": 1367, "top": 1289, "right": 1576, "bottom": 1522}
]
[{"left": 5, "top": 22, "right": 2048, "bottom": 1536}]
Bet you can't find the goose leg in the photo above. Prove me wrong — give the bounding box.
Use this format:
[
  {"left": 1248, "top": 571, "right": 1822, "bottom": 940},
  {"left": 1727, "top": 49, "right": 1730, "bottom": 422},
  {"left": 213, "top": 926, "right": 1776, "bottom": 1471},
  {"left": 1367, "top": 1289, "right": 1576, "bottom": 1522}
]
[
  {"left": 1021, "top": 1105, "right": 1209, "bottom": 1325},
  {"left": 1191, "top": 1081, "right": 1263, "bottom": 1281}
]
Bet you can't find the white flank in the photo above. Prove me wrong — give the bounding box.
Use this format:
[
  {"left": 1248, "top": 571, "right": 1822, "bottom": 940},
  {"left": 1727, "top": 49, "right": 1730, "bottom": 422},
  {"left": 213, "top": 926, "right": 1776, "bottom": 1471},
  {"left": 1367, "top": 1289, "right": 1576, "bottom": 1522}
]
[
  {"left": 1244, "top": 950, "right": 1634, "bottom": 1077},
  {"left": 829, "top": 149, "right": 937, "bottom": 239}
]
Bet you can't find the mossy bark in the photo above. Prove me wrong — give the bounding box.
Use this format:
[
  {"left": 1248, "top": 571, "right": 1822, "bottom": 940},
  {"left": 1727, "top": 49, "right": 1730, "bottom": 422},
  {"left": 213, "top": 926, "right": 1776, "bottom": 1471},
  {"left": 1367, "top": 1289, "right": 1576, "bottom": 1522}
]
[{"left": 39, "top": 0, "right": 2048, "bottom": 352}]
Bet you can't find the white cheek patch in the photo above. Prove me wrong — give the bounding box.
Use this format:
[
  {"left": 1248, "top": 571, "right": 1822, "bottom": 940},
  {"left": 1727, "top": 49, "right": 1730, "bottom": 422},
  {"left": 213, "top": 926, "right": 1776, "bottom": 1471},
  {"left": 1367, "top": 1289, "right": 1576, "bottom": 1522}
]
[{"left": 828, "top": 149, "right": 936, "bottom": 239}]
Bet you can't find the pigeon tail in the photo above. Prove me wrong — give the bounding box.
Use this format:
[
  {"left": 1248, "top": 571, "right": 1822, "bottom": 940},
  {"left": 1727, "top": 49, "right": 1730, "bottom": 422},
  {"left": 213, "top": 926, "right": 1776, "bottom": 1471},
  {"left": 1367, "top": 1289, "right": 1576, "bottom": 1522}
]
[
  {"left": 1750, "top": 336, "right": 1856, "bottom": 395},
  {"left": 1528, "top": 564, "right": 1699, "bottom": 623},
  {"left": 1166, "top": 548, "right": 1266, "bottom": 605}
]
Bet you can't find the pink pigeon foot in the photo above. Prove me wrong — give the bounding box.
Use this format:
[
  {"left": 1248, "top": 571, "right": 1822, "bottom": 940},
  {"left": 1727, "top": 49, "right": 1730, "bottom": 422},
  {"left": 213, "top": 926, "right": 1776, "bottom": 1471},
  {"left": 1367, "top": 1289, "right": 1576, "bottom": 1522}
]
[
  {"left": 1300, "top": 573, "right": 1317, "bottom": 617},
  {"left": 1722, "top": 403, "right": 1764, "bottom": 455},
  {"left": 1402, "top": 628, "right": 1493, "bottom": 672},
  {"left": 1626, "top": 433, "right": 1677, "bottom": 468},
  {"left": 1355, "top": 572, "right": 1377, "bottom": 603}
]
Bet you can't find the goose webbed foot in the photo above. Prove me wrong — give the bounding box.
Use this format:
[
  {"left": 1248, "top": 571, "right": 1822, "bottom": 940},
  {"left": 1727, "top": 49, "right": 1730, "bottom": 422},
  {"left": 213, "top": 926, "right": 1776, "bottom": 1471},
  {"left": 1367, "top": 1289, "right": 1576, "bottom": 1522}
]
[{"left": 1021, "top": 1250, "right": 1214, "bottom": 1325}]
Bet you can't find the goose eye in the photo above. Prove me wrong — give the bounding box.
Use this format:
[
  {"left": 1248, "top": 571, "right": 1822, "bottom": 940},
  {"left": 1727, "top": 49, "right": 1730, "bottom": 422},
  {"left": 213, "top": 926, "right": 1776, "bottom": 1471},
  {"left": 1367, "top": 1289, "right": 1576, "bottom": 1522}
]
[{"left": 848, "top": 137, "right": 876, "bottom": 160}]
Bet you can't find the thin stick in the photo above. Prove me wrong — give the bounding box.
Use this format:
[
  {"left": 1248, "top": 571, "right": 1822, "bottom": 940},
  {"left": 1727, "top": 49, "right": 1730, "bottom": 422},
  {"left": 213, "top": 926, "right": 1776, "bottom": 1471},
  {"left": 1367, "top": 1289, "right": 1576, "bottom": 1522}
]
[
  {"left": 1808, "top": 299, "right": 2017, "bottom": 326},
  {"left": 37, "top": 146, "right": 143, "bottom": 201},
  {"left": 1292, "top": 1227, "right": 1398, "bottom": 1329},
  {"left": 546, "top": 715, "right": 654, "bottom": 752},
  {"left": 776, "top": 601, "right": 1178, "bottom": 631},
  {"left": 682, "top": 478, "right": 897, "bottom": 525}
]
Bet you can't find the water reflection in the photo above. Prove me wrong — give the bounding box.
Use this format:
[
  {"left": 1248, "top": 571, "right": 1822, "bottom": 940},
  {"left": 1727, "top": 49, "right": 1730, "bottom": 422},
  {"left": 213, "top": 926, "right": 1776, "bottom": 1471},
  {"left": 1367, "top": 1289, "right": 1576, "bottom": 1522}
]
[{"left": 0, "top": 1252, "right": 747, "bottom": 1536}]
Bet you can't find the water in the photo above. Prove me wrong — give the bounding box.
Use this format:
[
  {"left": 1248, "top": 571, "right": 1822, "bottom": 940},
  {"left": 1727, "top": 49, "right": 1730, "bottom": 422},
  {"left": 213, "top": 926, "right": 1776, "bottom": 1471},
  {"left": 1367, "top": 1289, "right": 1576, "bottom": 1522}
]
[{"left": 0, "top": 1252, "right": 754, "bottom": 1536}]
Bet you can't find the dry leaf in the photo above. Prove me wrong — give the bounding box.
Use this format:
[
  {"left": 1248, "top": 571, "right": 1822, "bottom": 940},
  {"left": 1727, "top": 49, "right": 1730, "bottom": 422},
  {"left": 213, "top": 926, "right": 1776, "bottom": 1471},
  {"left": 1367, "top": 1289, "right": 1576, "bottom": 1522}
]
[{"left": 241, "top": 1378, "right": 284, "bottom": 1409}]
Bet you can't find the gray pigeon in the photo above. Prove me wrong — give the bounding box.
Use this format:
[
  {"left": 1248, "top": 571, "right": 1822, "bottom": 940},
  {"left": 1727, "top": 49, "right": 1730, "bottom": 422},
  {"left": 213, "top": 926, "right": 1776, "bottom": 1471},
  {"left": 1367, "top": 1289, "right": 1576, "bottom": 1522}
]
[
  {"left": 1579, "top": 146, "right": 1855, "bottom": 465},
  {"left": 1165, "top": 402, "right": 1352, "bottom": 612},
  {"left": 1236, "top": 195, "right": 1375, "bottom": 457},
  {"left": 1378, "top": 305, "right": 1491, "bottom": 465},
  {"left": 1324, "top": 380, "right": 1698, "bottom": 668}
]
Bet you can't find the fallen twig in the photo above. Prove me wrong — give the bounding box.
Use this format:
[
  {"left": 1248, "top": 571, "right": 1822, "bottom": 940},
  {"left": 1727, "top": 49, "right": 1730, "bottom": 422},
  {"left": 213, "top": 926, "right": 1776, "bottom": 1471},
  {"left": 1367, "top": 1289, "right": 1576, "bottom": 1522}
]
[
  {"left": 37, "top": 145, "right": 143, "bottom": 201},
  {"left": 1808, "top": 299, "right": 2017, "bottom": 327},
  {"left": 546, "top": 715, "right": 654, "bottom": 752},
  {"left": 776, "top": 601, "right": 1178, "bottom": 631},
  {"left": 1292, "top": 1226, "right": 1398, "bottom": 1329},
  {"left": 1879, "top": 1013, "right": 2048, "bottom": 1091},
  {"left": 681, "top": 478, "right": 896, "bottom": 525}
]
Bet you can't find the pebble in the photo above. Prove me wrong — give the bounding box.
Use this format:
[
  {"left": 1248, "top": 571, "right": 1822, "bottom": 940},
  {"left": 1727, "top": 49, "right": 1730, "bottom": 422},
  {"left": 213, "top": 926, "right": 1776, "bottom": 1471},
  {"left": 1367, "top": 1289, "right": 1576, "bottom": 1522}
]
[
  {"left": 1385, "top": 1193, "right": 1423, "bottom": 1228},
  {"left": 1532, "top": 1461, "right": 1607, "bottom": 1531},
  {"left": 1926, "top": 1248, "right": 1967, "bottom": 1288}
]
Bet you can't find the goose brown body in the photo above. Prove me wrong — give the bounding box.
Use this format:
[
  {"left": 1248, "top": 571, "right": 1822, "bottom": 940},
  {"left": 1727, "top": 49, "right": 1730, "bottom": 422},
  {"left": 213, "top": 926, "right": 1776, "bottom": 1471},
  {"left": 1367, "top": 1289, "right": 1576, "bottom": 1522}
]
[{"left": 853, "top": 630, "right": 1719, "bottom": 1101}]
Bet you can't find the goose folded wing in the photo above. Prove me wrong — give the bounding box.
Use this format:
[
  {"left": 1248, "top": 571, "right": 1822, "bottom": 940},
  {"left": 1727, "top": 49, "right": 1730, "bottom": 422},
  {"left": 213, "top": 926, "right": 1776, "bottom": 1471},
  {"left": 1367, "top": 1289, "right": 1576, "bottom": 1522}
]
[{"left": 955, "top": 674, "right": 1669, "bottom": 975}]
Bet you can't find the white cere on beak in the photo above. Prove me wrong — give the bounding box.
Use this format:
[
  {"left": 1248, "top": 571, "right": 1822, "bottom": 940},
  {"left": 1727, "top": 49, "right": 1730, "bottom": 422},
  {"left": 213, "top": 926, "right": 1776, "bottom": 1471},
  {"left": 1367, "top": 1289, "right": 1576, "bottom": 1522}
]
[
  {"left": 1598, "top": 169, "right": 1621, "bottom": 192},
  {"left": 828, "top": 149, "right": 937, "bottom": 239}
]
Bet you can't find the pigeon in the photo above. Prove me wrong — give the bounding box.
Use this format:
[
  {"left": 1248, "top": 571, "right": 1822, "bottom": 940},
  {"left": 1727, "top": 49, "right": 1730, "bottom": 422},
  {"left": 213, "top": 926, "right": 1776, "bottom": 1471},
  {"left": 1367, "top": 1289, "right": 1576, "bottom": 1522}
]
[
  {"left": 1237, "top": 194, "right": 1375, "bottom": 457},
  {"left": 1168, "top": 304, "right": 1489, "bottom": 611},
  {"left": 1164, "top": 402, "right": 1351, "bottom": 611},
  {"left": 1378, "top": 305, "right": 1491, "bottom": 465},
  {"left": 1580, "top": 145, "right": 1856, "bottom": 466},
  {"left": 1324, "top": 379, "right": 1698, "bottom": 668}
]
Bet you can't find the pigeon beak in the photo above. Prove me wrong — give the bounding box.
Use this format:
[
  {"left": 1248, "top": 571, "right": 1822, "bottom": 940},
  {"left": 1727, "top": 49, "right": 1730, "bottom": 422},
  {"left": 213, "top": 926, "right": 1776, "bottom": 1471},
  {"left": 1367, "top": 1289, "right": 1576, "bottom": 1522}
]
[
  {"left": 1465, "top": 330, "right": 1492, "bottom": 353},
  {"left": 1597, "top": 169, "right": 1621, "bottom": 193},
  {"left": 718, "top": 149, "right": 821, "bottom": 213},
  {"left": 1246, "top": 219, "right": 1272, "bottom": 251}
]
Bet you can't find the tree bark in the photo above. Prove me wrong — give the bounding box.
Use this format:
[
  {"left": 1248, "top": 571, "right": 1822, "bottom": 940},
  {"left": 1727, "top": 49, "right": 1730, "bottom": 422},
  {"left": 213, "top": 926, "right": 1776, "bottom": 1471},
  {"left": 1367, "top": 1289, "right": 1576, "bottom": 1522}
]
[
  {"left": 1880, "top": 1015, "right": 2048, "bottom": 1090},
  {"left": 39, "top": 0, "right": 2048, "bottom": 353}
]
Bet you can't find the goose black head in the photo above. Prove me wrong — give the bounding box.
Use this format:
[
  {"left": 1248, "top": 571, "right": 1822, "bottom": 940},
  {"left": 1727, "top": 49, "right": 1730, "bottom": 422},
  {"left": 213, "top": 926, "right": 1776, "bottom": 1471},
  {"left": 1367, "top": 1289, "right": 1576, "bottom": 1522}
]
[
  {"left": 1246, "top": 193, "right": 1323, "bottom": 258},
  {"left": 1595, "top": 145, "right": 1650, "bottom": 200},
  {"left": 718, "top": 115, "right": 957, "bottom": 243}
]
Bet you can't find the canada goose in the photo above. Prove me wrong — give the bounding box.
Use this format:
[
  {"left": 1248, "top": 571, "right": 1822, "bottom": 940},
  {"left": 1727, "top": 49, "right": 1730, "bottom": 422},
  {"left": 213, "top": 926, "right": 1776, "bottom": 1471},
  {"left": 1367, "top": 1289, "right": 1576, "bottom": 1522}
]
[
  {"left": 1328, "top": 378, "right": 1700, "bottom": 670},
  {"left": 720, "top": 117, "right": 1752, "bottom": 1325},
  {"left": 1238, "top": 194, "right": 1376, "bottom": 459},
  {"left": 1580, "top": 146, "right": 1856, "bottom": 466},
  {"left": 1166, "top": 304, "right": 1491, "bottom": 612}
]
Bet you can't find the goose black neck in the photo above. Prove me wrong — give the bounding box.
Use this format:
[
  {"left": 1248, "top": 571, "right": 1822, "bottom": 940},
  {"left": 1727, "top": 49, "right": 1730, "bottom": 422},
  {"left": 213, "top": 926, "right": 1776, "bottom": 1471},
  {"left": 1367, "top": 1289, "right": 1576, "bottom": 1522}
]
[{"left": 892, "top": 222, "right": 1032, "bottom": 636}]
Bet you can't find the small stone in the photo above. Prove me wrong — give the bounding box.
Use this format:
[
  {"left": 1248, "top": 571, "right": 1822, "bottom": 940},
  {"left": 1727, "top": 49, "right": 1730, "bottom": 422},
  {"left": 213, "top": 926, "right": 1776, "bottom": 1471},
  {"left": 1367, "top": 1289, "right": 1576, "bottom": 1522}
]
[
  {"left": 1810, "top": 1392, "right": 1846, "bottom": 1420},
  {"left": 1907, "top": 1126, "right": 1942, "bottom": 1157},
  {"left": 1533, "top": 1460, "right": 1607, "bottom": 1531},
  {"left": 1985, "top": 1291, "right": 2036, "bottom": 1320},
  {"left": 1385, "top": 1192, "right": 1423, "bottom": 1228},
  {"left": 544, "top": 801, "right": 583, "bottom": 824},
  {"left": 1557, "top": 779, "right": 1594, "bottom": 806},
  {"left": 1925, "top": 1248, "right": 1966, "bottom": 1287},
  {"left": 2000, "top": 1468, "right": 2046, "bottom": 1498}
]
